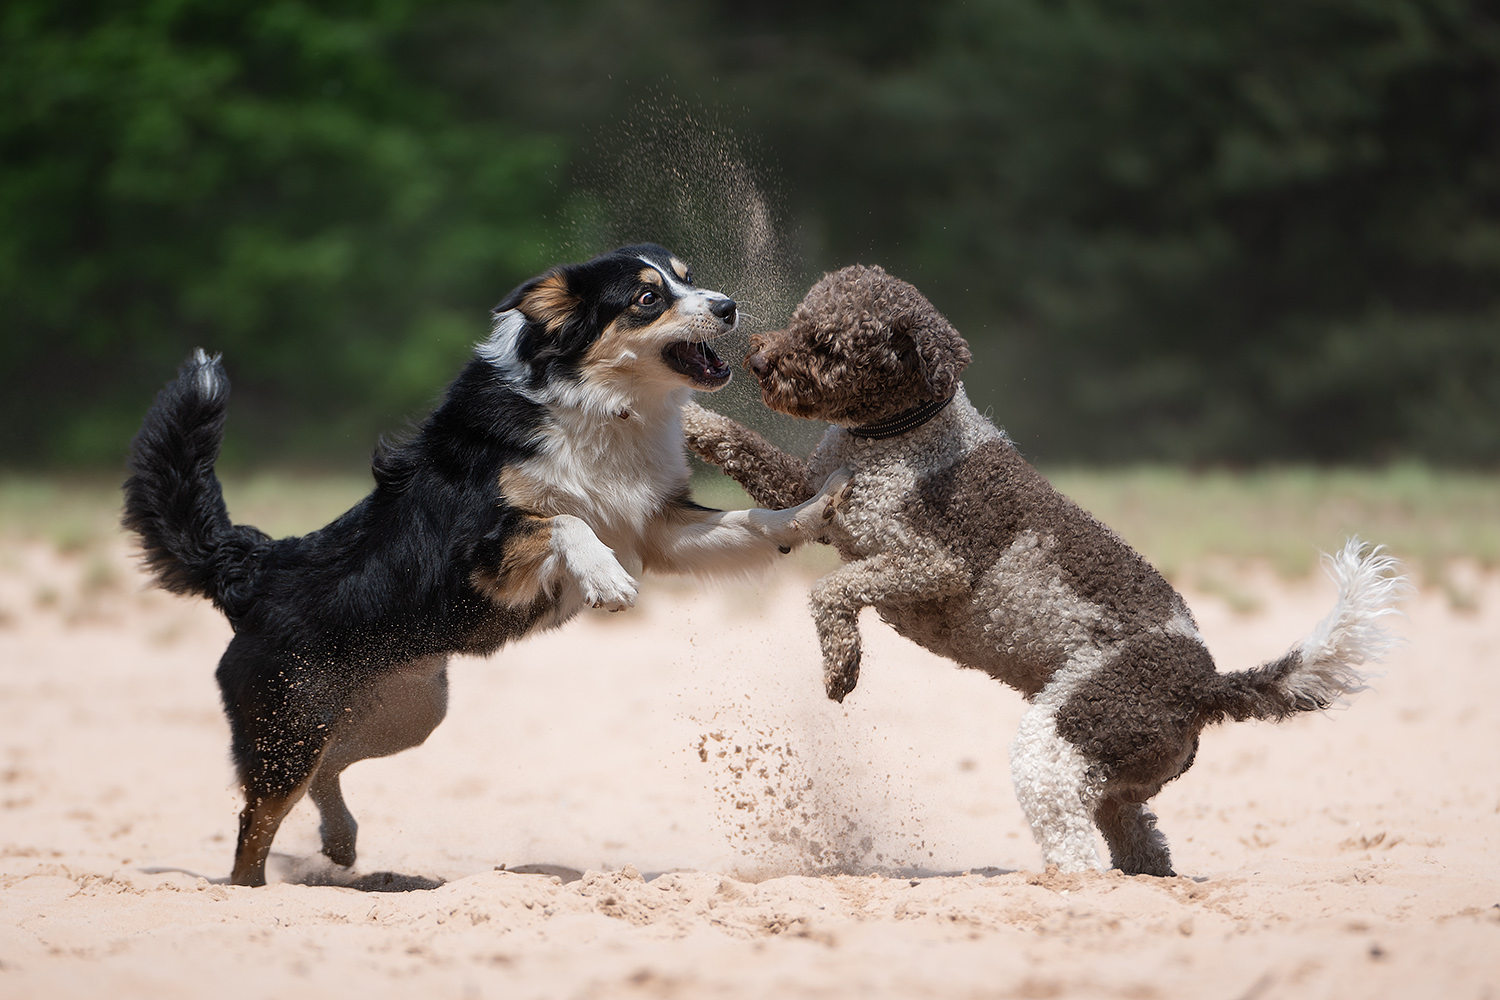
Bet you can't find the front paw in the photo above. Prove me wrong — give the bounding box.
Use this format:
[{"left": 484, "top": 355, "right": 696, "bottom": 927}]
[
  {"left": 816, "top": 468, "right": 852, "bottom": 522},
  {"left": 681, "top": 401, "right": 734, "bottom": 461},
  {"left": 824, "top": 650, "right": 861, "bottom": 703},
  {"left": 573, "top": 553, "right": 639, "bottom": 612},
  {"left": 781, "top": 468, "right": 851, "bottom": 539}
]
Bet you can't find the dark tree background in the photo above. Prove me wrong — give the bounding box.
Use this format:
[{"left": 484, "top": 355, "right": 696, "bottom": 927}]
[{"left": 4, "top": 0, "right": 1498, "bottom": 468}]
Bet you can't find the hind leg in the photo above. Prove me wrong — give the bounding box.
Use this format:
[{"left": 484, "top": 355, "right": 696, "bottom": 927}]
[
  {"left": 1095, "top": 796, "right": 1174, "bottom": 876},
  {"left": 1009, "top": 701, "right": 1104, "bottom": 873},
  {"left": 220, "top": 656, "right": 337, "bottom": 887},
  {"left": 231, "top": 770, "right": 321, "bottom": 887},
  {"left": 226, "top": 701, "right": 330, "bottom": 886},
  {"left": 308, "top": 767, "right": 358, "bottom": 868},
  {"left": 308, "top": 656, "right": 450, "bottom": 870}
]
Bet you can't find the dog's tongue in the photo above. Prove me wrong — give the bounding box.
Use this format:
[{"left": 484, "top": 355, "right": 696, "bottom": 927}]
[{"left": 664, "top": 340, "right": 732, "bottom": 388}]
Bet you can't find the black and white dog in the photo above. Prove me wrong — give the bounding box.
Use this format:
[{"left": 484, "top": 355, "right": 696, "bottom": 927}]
[{"left": 123, "top": 244, "right": 844, "bottom": 886}]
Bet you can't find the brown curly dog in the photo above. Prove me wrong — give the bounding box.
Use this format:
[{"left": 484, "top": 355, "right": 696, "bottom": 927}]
[{"left": 684, "top": 263, "right": 1407, "bottom": 876}]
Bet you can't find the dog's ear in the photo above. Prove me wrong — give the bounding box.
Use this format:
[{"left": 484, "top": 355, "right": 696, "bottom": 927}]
[
  {"left": 489, "top": 266, "right": 601, "bottom": 377},
  {"left": 493, "top": 270, "right": 579, "bottom": 332},
  {"left": 897, "top": 310, "right": 971, "bottom": 399}
]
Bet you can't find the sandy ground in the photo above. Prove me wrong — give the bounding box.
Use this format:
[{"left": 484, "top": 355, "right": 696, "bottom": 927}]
[{"left": 1, "top": 533, "right": 1497, "bottom": 999}]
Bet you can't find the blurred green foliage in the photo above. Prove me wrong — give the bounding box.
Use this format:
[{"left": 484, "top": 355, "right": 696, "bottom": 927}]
[
  {"left": 1, "top": 0, "right": 560, "bottom": 466},
  {"left": 3, "top": 0, "right": 1498, "bottom": 467}
]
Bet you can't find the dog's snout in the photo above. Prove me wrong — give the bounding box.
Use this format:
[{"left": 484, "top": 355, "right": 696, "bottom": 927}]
[
  {"left": 710, "top": 297, "right": 737, "bottom": 327},
  {"left": 745, "top": 331, "right": 775, "bottom": 376}
]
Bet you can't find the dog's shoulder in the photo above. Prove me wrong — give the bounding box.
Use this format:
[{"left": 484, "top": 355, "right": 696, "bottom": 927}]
[
  {"left": 904, "top": 432, "right": 1041, "bottom": 537},
  {"left": 903, "top": 432, "right": 1178, "bottom": 619}
]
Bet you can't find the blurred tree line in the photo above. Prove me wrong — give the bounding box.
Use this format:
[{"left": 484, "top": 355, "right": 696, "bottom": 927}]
[{"left": 3, "top": 0, "right": 1498, "bottom": 468}]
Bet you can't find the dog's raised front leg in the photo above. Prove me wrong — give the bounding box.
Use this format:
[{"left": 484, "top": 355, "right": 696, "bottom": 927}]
[
  {"left": 472, "top": 512, "right": 638, "bottom": 613},
  {"left": 548, "top": 514, "right": 639, "bottom": 611},
  {"left": 641, "top": 467, "right": 849, "bottom": 577},
  {"left": 809, "top": 549, "right": 968, "bottom": 702},
  {"left": 682, "top": 401, "right": 816, "bottom": 509}
]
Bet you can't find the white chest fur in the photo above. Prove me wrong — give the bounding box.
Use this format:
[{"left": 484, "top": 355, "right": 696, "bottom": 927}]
[{"left": 505, "top": 393, "right": 692, "bottom": 559}]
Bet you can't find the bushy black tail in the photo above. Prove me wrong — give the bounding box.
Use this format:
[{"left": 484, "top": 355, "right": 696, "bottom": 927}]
[{"left": 122, "top": 350, "right": 269, "bottom": 620}]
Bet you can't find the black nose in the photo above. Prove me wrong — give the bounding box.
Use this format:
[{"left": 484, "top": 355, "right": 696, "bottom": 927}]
[{"left": 710, "top": 297, "right": 737, "bottom": 326}]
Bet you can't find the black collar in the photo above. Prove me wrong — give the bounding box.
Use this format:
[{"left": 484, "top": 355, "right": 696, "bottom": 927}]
[{"left": 847, "top": 395, "right": 955, "bottom": 440}]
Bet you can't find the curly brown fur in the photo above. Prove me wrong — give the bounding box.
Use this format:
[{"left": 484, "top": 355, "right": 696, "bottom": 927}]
[
  {"left": 688, "top": 264, "right": 1408, "bottom": 877},
  {"left": 743, "top": 265, "right": 971, "bottom": 426},
  {"left": 682, "top": 405, "right": 815, "bottom": 511}
]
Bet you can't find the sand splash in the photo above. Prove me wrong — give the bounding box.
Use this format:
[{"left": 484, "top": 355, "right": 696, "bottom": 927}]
[
  {"left": 690, "top": 705, "right": 934, "bottom": 882},
  {"left": 564, "top": 93, "right": 824, "bottom": 453}
]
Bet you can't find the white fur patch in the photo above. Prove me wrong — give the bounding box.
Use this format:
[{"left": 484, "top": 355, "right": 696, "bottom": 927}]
[
  {"left": 1300, "top": 538, "right": 1409, "bottom": 666},
  {"left": 1287, "top": 538, "right": 1410, "bottom": 708},
  {"left": 1010, "top": 647, "right": 1111, "bottom": 872},
  {"left": 477, "top": 309, "right": 532, "bottom": 387},
  {"left": 1162, "top": 605, "right": 1203, "bottom": 641},
  {"left": 545, "top": 514, "right": 638, "bottom": 612},
  {"left": 977, "top": 531, "right": 1109, "bottom": 681},
  {"left": 190, "top": 348, "right": 225, "bottom": 400},
  {"left": 638, "top": 256, "right": 694, "bottom": 299},
  {"left": 511, "top": 392, "right": 691, "bottom": 548},
  {"left": 986, "top": 538, "right": 1115, "bottom": 872}
]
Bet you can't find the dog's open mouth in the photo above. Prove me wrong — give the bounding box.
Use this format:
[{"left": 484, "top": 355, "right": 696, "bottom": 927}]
[{"left": 662, "top": 339, "right": 732, "bottom": 388}]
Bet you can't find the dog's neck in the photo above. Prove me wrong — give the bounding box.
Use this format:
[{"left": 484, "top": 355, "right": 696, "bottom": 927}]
[{"left": 847, "top": 395, "right": 956, "bottom": 440}]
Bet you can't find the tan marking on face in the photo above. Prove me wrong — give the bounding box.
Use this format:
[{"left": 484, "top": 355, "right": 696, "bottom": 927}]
[
  {"left": 519, "top": 273, "right": 578, "bottom": 332},
  {"left": 584, "top": 266, "right": 725, "bottom": 384},
  {"left": 470, "top": 513, "right": 555, "bottom": 608},
  {"left": 583, "top": 316, "right": 631, "bottom": 371},
  {"left": 669, "top": 257, "right": 690, "bottom": 280},
  {"left": 582, "top": 307, "right": 699, "bottom": 375}
]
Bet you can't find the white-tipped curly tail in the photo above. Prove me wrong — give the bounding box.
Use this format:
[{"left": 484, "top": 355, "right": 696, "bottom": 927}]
[{"left": 1288, "top": 539, "right": 1411, "bottom": 709}]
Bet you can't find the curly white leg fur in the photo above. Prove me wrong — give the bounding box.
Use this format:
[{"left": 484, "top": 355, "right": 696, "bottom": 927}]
[
  {"left": 1010, "top": 700, "right": 1104, "bottom": 873},
  {"left": 1008, "top": 646, "right": 1114, "bottom": 872}
]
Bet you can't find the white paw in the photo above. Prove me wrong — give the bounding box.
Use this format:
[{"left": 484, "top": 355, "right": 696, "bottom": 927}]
[
  {"left": 550, "top": 515, "right": 639, "bottom": 612},
  {"left": 562, "top": 540, "right": 637, "bottom": 611},
  {"left": 783, "top": 467, "right": 852, "bottom": 538},
  {"left": 576, "top": 555, "right": 638, "bottom": 612}
]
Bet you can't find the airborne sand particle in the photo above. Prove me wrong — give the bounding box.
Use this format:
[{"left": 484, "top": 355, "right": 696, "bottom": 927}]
[
  {"left": 563, "top": 94, "right": 825, "bottom": 454},
  {"left": 690, "top": 710, "right": 931, "bottom": 881}
]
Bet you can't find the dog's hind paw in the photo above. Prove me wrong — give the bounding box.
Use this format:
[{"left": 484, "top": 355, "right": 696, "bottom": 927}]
[{"left": 824, "top": 651, "right": 861, "bottom": 703}]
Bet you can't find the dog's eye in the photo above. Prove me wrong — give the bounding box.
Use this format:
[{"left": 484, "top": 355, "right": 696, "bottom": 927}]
[{"left": 637, "top": 290, "right": 659, "bottom": 307}]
